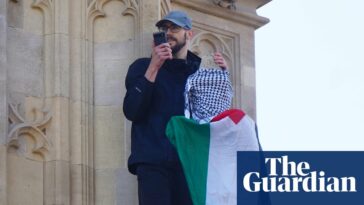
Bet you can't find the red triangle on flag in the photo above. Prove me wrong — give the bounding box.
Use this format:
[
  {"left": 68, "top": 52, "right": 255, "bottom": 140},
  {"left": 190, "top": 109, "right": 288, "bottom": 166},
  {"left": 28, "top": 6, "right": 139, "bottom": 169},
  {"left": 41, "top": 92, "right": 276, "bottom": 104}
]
[{"left": 211, "top": 109, "right": 245, "bottom": 124}]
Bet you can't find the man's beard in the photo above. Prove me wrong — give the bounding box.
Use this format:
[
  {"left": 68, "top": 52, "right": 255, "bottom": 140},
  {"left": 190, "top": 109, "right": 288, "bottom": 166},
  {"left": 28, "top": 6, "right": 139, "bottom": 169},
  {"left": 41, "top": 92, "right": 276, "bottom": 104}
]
[{"left": 169, "top": 33, "right": 187, "bottom": 55}]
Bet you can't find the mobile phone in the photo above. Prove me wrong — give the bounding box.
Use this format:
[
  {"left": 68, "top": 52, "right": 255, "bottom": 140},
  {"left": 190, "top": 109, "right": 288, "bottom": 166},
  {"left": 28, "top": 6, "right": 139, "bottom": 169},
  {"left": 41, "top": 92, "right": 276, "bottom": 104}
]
[{"left": 153, "top": 31, "right": 167, "bottom": 46}]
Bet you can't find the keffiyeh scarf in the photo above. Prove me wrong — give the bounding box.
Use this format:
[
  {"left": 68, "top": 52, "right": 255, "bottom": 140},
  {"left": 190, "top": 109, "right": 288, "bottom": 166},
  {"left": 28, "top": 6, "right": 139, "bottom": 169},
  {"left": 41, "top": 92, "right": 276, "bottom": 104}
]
[{"left": 184, "top": 67, "right": 233, "bottom": 123}]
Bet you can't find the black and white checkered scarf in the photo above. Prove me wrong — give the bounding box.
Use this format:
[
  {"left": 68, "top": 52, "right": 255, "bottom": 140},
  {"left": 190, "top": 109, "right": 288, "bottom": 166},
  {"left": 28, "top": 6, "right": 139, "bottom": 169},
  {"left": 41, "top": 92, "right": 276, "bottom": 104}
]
[{"left": 184, "top": 68, "right": 233, "bottom": 123}]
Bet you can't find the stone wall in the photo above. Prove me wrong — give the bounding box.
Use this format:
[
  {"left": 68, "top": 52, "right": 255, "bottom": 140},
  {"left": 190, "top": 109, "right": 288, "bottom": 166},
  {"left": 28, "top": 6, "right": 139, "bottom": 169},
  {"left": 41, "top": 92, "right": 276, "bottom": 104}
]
[
  {"left": 0, "top": 0, "right": 7, "bottom": 204},
  {"left": 0, "top": 0, "right": 270, "bottom": 204}
]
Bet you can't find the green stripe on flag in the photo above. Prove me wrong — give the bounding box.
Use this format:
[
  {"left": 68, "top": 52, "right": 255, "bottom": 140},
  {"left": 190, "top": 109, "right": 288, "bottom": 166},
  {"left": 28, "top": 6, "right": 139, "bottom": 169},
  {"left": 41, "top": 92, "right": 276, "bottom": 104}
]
[{"left": 166, "top": 116, "right": 211, "bottom": 205}]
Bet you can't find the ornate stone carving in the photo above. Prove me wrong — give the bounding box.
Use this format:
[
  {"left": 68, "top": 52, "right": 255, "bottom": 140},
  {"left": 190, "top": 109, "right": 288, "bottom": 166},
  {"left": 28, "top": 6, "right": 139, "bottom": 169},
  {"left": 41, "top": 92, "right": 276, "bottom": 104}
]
[
  {"left": 124, "top": 0, "right": 138, "bottom": 16},
  {"left": 88, "top": 0, "right": 138, "bottom": 20},
  {"left": 161, "top": 0, "right": 171, "bottom": 17},
  {"left": 190, "top": 32, "right": 233, "bottom": 67},
  {"left": 6, "top": 0, "right": 54, "bottom": 162},
  {"left": 87, "top": 0, "right": 140, "bottom": 53},
  {"left": 7, "top": 102, "right": 52, "bottom": 161},
  {"left": 173, "top": 0, "right": 269, "bottom": 29},
  {"left": 213, "top": 0, "right": 236, "bottom": 10},
  {"left": 32, "top": 0, "right": 52, "bottom": 11}
]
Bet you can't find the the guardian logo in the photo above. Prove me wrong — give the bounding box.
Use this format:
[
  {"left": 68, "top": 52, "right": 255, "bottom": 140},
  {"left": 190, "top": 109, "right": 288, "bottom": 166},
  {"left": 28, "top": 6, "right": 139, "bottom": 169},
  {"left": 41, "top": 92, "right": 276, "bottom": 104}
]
[{"left": 243, "top": 155, "right": 357, "bottom": 193}]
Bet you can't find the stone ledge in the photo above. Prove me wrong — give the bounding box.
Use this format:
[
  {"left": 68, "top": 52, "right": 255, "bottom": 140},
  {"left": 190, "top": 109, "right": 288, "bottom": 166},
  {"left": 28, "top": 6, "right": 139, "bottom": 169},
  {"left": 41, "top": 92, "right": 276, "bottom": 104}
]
[{"left": 172, "top": 0, "right": 270, "bottom": 29}]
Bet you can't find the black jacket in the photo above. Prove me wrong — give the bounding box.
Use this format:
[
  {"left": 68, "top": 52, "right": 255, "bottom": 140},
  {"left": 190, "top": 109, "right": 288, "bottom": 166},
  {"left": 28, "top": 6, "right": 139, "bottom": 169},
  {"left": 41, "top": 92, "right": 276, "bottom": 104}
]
[{"left": 123, "top": 51, "right": 201, "bottom": 174}]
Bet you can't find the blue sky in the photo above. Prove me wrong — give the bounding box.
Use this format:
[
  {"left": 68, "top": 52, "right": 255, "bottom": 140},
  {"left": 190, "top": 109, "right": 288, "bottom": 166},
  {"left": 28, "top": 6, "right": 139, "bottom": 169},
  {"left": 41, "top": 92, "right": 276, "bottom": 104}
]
[{"left": 256, "top": 0, "right": 364, "bottom": 150}]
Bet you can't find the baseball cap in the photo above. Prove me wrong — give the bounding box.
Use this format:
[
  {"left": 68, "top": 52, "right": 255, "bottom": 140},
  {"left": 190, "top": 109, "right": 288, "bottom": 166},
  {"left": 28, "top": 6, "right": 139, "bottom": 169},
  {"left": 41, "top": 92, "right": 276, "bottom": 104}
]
[{"left": 156, "top": 10, "right": 192, "bottom": 30}]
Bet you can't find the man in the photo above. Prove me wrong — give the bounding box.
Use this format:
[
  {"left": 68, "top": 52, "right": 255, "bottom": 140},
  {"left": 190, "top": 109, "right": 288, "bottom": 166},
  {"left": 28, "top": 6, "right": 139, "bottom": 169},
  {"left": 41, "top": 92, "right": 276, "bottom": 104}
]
[{"left": 123, "top": 10, "right": 226, "bottom": 205}]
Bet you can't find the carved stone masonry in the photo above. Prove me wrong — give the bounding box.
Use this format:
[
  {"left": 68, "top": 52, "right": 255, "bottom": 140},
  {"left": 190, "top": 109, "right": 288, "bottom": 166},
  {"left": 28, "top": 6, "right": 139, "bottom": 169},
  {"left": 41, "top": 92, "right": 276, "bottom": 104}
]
[
  {"left": 161, "top": 0, "right": 171, "bottom": 17},
  {"left": 190, "top": 31, "right": 233, "bottom": 68},
  {"left": 213, "top": 0, "right": 236, "bottom": 10},
  {"left": 6, "top": 0, "right": 55, "bottom": 163},
  {"left": 7, "top": 102, "right": 52, "bottom": 161}
]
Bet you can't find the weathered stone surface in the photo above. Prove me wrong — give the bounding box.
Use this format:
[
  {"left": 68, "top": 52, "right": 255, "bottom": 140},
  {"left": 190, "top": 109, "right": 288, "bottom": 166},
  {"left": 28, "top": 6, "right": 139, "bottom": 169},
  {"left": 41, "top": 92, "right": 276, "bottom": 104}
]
[
  {"left": 23, "top": 0, "right": 43, "bottom": 35},
  {"left": 70, "top": 164, "right": 94, "bottom": 205},
  {"left": 7, "top": 153, "right": 44, "bottom": 205},
  {"left": 0, "top": 0, "right": 5, "bottom": 16},
  {"left": 52, "top": 33, "right": 71, "bottom": 98},
  {"left": 44, "top": 160, "right": 71, "bottom": 205},
  {"left": 94, "top": 105, "right": 125, "bottom": 169},
  {"left": 69, "top": 100, "right": 83, "bottom": 164},
  {"left": 69, "top": 37, "right": 84, "bottom": 102},
  {"left": 7, "top": 0, "right": 23, "bottom": 29},
  {"left": 93, "top": 1, "right": 134, "bottom": 44},
  {"left": 95, "top": 167, "right": 138, "bottom": 205},
  {"left": 0, "top": 14, "right": 6, "bottom": 145},
  {"left": 48, "top": 96, "right": 70, "bottom": 162},
  {"left": 0, "top": 144, "right": 7, "bottom": 205},
  {"left": 94, "top": 41, "right": 133, "bottom": 106},
  {"left": 7, "top": 27, "right": 44, "bottom": 98},
  {"left": 115, "top": 167, "right": 138, "bottom": 205},
  {"left": 0, "top": 1, "right": 7, "bottom": 203}
]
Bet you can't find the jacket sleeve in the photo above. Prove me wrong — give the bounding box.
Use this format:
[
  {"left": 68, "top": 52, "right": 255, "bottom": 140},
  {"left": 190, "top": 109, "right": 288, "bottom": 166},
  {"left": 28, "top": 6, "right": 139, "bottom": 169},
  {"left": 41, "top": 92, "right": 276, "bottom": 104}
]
[{"left": 123, "top": 59, "right": 154, "bottom": 122}]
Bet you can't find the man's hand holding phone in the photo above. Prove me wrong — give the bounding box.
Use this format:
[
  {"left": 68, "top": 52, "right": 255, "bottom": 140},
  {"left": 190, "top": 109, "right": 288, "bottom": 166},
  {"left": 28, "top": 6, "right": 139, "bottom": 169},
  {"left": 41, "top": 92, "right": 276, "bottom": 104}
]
[
  {"left": 151, "top": 43, "right": 172, "bottom": 69},
  {"left": 145, "top": 32, "right": 172, "bottom": 82},
  {"left": 151, "top": 31, "right": 172, "bottom": 69}
]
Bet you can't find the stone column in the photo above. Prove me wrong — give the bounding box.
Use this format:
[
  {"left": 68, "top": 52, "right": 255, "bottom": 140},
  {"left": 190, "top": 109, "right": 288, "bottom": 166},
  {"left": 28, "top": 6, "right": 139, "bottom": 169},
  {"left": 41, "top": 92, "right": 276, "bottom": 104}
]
[
  {"left": 69, "top": 0, "right": 95, "bottom": 204},
  {"left": 44, "top": 0, "right": 72, "bottom": 204},
  {"left": 5, "top": 0, "right": 49, "bottom": 204},
  {"left": 5, "top": 0, "right": 71, "bottom": 204},
  {"left": 90, "top": 0, "right": 141, "bottom": 204},
  {"left": 0, "top": 0, "right": 8, "bottom": 204}
]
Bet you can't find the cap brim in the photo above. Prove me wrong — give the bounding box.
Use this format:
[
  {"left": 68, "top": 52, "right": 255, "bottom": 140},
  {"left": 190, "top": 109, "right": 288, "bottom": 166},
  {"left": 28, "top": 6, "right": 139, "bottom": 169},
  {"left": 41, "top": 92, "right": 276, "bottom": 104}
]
[{"left": 155, "top": 18, "right": 185, "bottom": 28}]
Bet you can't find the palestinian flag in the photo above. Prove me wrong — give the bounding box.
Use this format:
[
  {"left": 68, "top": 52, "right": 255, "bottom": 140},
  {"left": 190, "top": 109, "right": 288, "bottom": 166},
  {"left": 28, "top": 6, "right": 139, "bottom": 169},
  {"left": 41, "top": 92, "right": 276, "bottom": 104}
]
[{"left": 166, "top": 109, "right": 260, "bottom": 205}]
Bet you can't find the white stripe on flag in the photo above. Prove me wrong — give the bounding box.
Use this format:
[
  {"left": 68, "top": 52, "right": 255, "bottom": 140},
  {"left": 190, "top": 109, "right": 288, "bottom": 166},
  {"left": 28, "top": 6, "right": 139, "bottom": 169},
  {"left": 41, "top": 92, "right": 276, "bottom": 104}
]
[{"left": 206, "top": 115, "right": 260, "bottom": 205}]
